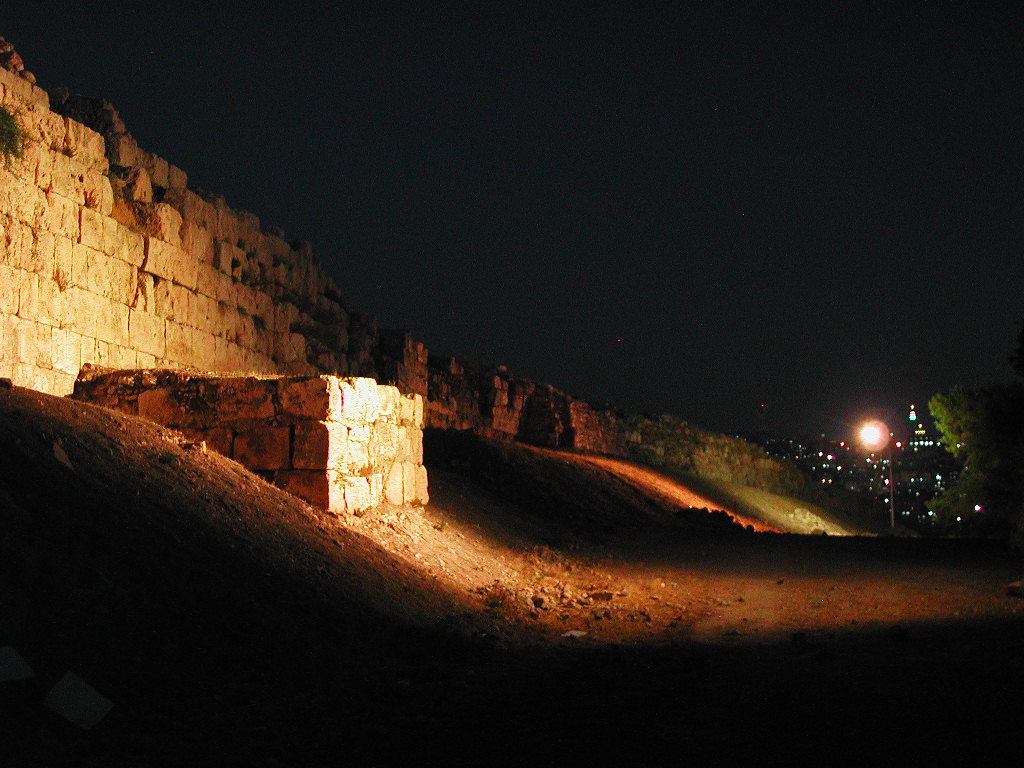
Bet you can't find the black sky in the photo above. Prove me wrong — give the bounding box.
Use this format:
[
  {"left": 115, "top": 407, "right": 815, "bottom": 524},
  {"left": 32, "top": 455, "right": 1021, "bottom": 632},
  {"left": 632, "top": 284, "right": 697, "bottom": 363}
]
[{"left": 6, "top": 3, "right": 1023, "bottom": 439}]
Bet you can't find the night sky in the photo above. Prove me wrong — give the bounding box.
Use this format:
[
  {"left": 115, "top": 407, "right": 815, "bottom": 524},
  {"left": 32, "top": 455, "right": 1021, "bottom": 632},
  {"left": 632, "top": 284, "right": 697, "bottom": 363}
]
[{"left": 6, "top": 3, "right": 1023, "bottom": 439}]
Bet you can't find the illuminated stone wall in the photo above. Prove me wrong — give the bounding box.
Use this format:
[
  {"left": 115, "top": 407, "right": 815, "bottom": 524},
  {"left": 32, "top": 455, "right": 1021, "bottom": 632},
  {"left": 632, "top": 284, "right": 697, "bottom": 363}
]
[
  {"left": 73, "top": 368, "right": 428, "bottom": 514},
  {"left": 0, "top": 61, "right": 378, "bottom": 398}
]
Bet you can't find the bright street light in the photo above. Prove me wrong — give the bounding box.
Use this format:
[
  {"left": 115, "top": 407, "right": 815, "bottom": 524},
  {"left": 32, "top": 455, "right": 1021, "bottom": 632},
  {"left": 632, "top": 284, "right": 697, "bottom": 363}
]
[{"left": 859, "top": 420, "right": 895, "bottom": 530}]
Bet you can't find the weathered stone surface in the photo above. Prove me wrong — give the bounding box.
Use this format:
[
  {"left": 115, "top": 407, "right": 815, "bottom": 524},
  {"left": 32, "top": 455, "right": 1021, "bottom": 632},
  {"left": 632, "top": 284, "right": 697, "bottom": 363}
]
[
  {"left": 234, "top": 426, "right": 290, "bottom": 470},
  {"left": 277, "top": 377, "right": 339, "bottom": 421},
  {"left": 275, "top": 469, "right": 345, "bottom": 514}
]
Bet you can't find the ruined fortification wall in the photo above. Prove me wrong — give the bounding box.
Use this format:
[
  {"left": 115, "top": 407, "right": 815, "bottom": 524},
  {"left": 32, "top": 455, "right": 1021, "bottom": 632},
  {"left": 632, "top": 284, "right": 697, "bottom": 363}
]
[
  {"left": 0, "top": 60, "right": 377, "bottom": 399},
  {"left": 72, "top": 368, "right": 427, "bottom": 515}
]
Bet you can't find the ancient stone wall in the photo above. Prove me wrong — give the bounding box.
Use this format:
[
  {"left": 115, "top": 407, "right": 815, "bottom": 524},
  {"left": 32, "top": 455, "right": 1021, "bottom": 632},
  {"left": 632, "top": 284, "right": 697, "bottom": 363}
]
[
  {"left": 0, "top": 60, "right": 379, "bottom": 399},
  {"left": 73, "top": 368, "right": 427, "bottom": 514}
]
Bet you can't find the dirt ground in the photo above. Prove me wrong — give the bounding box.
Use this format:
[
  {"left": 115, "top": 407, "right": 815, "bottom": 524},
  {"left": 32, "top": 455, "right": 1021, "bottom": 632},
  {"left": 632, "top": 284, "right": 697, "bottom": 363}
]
[{"left": 3, "top": 384, "right": 1024, "bottom": 766}]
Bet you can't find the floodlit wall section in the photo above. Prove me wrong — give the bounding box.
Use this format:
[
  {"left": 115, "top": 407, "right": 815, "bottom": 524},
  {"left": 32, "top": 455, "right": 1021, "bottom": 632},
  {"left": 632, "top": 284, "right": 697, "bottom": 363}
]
[
  {"left": 72, "top": 369, "right": 428, "bottom": 514},
  {"left": 0, "top": 64, "right": 375, "bottom": 397}
]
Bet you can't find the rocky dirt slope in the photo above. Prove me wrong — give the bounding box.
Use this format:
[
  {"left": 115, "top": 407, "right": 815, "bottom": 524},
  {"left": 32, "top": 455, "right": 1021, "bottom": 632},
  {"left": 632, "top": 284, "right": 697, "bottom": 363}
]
[{"left": 2, "top": 384, "right": 1024, "bottom": 766}]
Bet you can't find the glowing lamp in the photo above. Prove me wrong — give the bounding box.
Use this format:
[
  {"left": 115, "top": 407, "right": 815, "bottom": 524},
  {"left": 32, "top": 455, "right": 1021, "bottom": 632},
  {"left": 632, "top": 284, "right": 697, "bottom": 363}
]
[{"left": 859, "top": 421, "right": 888, "bottom": 450}]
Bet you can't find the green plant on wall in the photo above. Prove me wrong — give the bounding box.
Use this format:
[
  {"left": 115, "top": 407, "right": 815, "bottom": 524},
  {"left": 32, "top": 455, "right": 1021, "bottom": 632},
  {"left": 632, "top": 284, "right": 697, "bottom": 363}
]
[{"left": 0, "top": 104, "right": 26, "bottom": 161}]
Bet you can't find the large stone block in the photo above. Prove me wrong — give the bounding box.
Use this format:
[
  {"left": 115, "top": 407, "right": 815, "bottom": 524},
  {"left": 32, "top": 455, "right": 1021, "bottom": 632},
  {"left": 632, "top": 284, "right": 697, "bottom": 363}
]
[
  {"left": 233, "top": 426, "right": 291, "bottom": 471},
  {"left": 152, "top": 277, "right": 191, "bottom": 323},
  {"left": 144, "top": 237, "right": 197, "bottom": 290},
  {"left": 275, "top": 469, "right": 346, "bottom": 514},
  {"left": 62, "top": 117, "right": 108, "bottom": 172},
  {"left": 0, "top": 263, "right": 21, "bottom": 314},
  {"left": 50, "top": 326, "right": 82, "bottom": 375},
  {"left": 79, "top": 205, "right": 105, "bottom": 250},
  {"left": 86, "top": 248, "right": 135, "bottom": 305},
  {"left": 384, "top": 462, "right": 404, "bottom": 505},
  {"left": 367, "top": 421, "right": 400, "bottom": 469},
  {"left": 128, "top": 309, "right": 166, "bottom": 358},
  {"left": 16, "top": 271, "right": 39, "bottom": 321},
  {"left": 338, "top": 378, "right": 382, "bottom": 425},
  {"left": 292, "top": 420, "right": 353, "bottom": 470},
  {"left": 277, "top": 377, "right": 340, "bottom": 421},
  {"left": 36, "top": 273, "right": 68, "bottom": 327},
  {"left": 164, "top": 321, "right": 194, "bottom": 363},
  {"left": 102, "top": 218, "right": 145, "bottom": 267},
  {"left": 208, "top": 378, "right": 276, "bottom": 422},
  {"left": 38, "top": 191, "right": 79, "bottom": 237}
]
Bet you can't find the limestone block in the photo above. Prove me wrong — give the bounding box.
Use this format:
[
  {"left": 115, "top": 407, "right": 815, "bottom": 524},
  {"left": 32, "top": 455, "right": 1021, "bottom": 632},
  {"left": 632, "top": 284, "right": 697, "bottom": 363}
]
[
  {"left": 83, "top": 171, "right": 113, "bottom": 216},
  {"left": 131, "top": 270, "right": 155, "bottom": 312},
  {"left": 192, "top": 329, "right": 218, "bottom": 370},
  {"left": 191, "top": 427, "right": 232, "bottom": 457},
  {"left": 36, "top": 273, "right": 68, "bottom": 327},
  {"left": 16, "top": 271, "right": 39, "bottom": 321},
  {"left": 69, "top": 241, "right": 93, "bottom": 289},
  {"left": 413, "top": 394, "right": 424, "bottom": 429},
  {"left": 86, "top": 249, "right": 135, "bottom": 305},
  {"left": 292, "top": 420, "right": 352, "bottom": 470},
  {"left": 0, "top": 263, "right": 21, "bottom": 314},
  {"left": 39, "top": 192, "right": 78, "bottom": 238},
  {"left": 1, "top": 218, "right": 31, "bottom": 269},
  {"left": 377, "top": 385, "right": 400, "bottom": 420},
  {"left": 6, "top": 173, "right": 47, "bottom": 226},
  {"left": 106, "top": 134, "right": 143, "bottom": 168},
  {"left": 234, "top": 426, "right": 291, "bottom": 470},
  {"left": 168, "top": 164, "right": 188, "bottom": 191},
  {"left": 141, "top": 152, "right": 170, "bottom": 190},
  {"left": 0, "top": 65, "right": 48, "bottom": 109},
  {"left": 164, "top": 321, "right": 193, "bottom": 363},
  {"left": 214, "top": 239, "right": 244, "bottom": 275},
  {"left": 272, "top": 301, "right": 300, "bottom": 334},
  {"left": 122, "top": 166, "right": 153, "bottom": 203},
  {"left": 79, "top": 334, "right": 98, "bottom": 368},
  {"left": 338, "top": 378, "right": 381, "bottom": 425},
  {"left": 95, "top": 341, "right": 137, "bottom": 370},
  {"left": 102, "top": 218, "right": 145, "bottom": 267},
  {"left": 144, "top": 237, "right": 197, "bottom": 291},
  {"left": 128, "top": 309, "right": 166, "bottom": 358},
  {"left": 28, "top": 321, "right": 51, "bottom": 367},
  {"left": 136, "top": 350, "right": 157, "bottom": 368},
  {"left": 138, "top": 387, "right": 187, "bottom": 425},
  {"left": 25, "top": 229, "right": 55, "bottom": 275},
  {"left": 168, "top": 189, "right": 217, "bottom": 230},
  {"left": 79, "top": 206, "right": 104, "bottom": 250},
  {"left": 275, "top": 470, "right": 345, "bottom": 513},
  {"left": 50, "top": 326, "right": 82, "bottom": 375},
  {"left": 209, "top": 378, "right": 276, "bottom": 422},
  {"left": 191, "top": 293, "right": 219, "bottom": 330},
  {"left": 142, "top": 203, "right": 183, "bottom": 247},
  {"left": 89, "top": 296, "right": 129, "bottom": 347},
  {"left": 215, "top": 206, "right": 242, "bottom": 245},
  {"left": 34, "top": 111, "right": 67, "bottom": 153},
  {"left": 196, "top": 263, "right": 221, "bottom": 299},
  {"left": 399, "top": 393, "right": 416, "bottom": 426},
  {"left": 384, "top": 463, "right": 404, "bottom": 505},
  {"left": 343, "top": 476, "right": 373, "bottom": 514},
  {"left": 412, "top": 463, "right": 429, "bottom": 505},
  {"left": 62, "top": 117, "right": 108, "bottom": 172},
  {"left": 277, "top": 376, "right": 340, "bottom": 421},
  {"left": 367, "top": 421, "right": 400, "bottom": 469},
  {"left": 272, "top": 331, "right": 305, "bottom": 364},
  {"left": 181, "top": 222, "right": 214, "bottom": 266},
  {"left": 0, "top": 314, "right": 22, "bottom": 360},
  {"left": 233, "top": 281, "right": 257, "bottom": 315},
  {"left": 152, "top": 277, "right": 191, "bottom": 323},
  {"left": 47, "top": 153, "right": 86, "bottom": 206}
]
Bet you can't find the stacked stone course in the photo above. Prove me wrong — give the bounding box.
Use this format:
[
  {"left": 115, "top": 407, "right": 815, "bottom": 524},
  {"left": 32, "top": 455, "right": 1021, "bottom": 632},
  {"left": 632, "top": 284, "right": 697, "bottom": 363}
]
[
  {"left": 1, "top": 58, "right": 381, "bottom": 400},
  {"left": 73, "top": 368, "right": 427, "bottom": 514}
]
